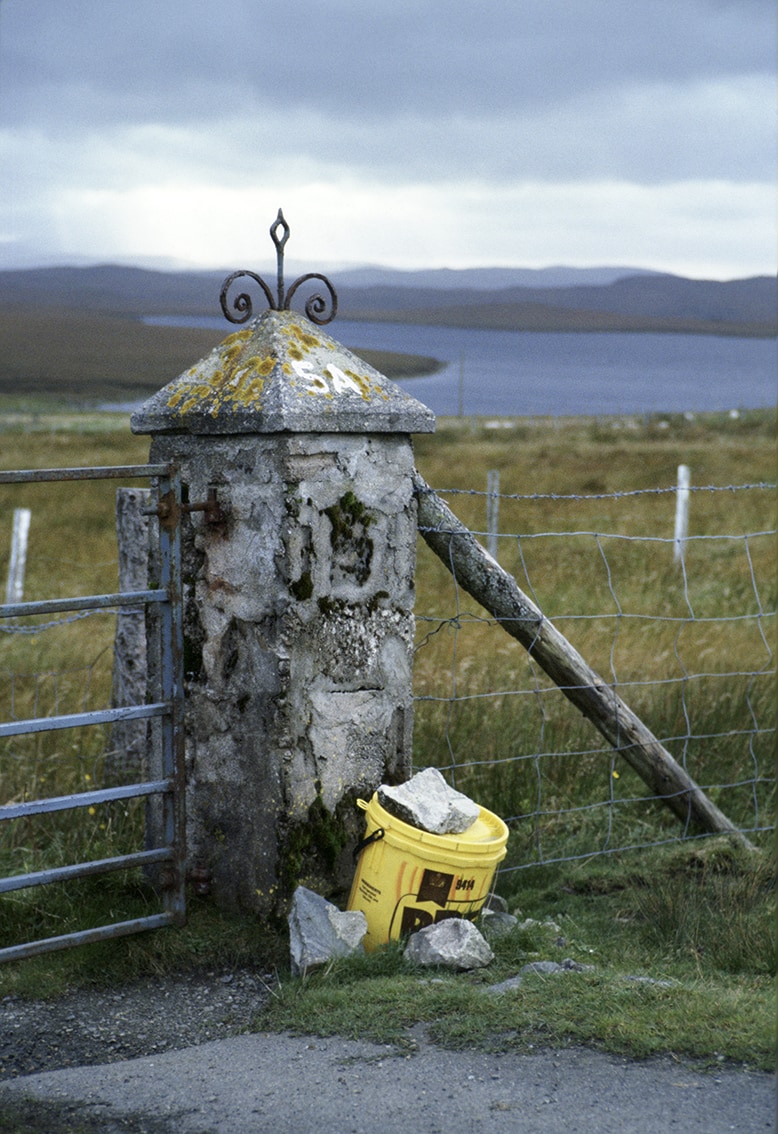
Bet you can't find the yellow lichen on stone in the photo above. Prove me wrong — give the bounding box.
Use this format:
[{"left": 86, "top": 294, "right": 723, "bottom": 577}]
[
  {"left": 167, "top": 383, "right": 212, "bottom": 414},
  {"left": 222, "top": 328, "right": 253, "bottom": 348},
  {"left": 282, "top": 322, "right": 322, "bottom": 350},
  {"left": 244, "top": 354, "right": 276, "bottom": 378},
  {"left": 166, "top": 349, "right": 272, "bottom": 415},
  {"left": 218, "top": 328, "right": 253, "bottom": 369},
  {"left": 220, "top": 344, "right": 243, "bottom": 368},
  {"left": 344, "top": 369, "right": 375, "bottom": 402}
]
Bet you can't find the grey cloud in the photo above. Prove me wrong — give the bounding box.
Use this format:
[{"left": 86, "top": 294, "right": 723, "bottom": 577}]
[
  {"left": 78, "top": 70, "right": 768, "bottom": 189},
  {"left": 3, "top": 0, "right": 773, "bottom": 129},
  {"left": 0, "top": 0, "right": 773, "bottom": 274}
]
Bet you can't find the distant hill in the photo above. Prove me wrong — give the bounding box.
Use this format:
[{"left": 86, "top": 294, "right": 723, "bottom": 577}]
[
  {"left": 328, "top": 265, "right": 661, "bottom": 289},
  {"left": 0, "top": 265, "right": 225, "bottom": 317},
  {"left": 0, "top": 264, "right": 774, "bottom": 337},
  {"left": 336, "top": 273, "right": 777, "bottom": 336}
]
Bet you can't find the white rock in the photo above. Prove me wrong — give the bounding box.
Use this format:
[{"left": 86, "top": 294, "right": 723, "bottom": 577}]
[
  {"left": 377, "top": 767, "right": 480, "bottom": 835},
  {"left": 516, "top": 917, "right": 561, "bottom": 934},
  {"left": 403, "top": 918, "right": 494, "bottom": 970},
  {"left": 288, "top": 886, "right": 367, "bottom": 977}
]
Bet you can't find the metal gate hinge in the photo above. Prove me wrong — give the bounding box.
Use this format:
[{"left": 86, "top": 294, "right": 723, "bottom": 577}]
[
  {"left": 182, "top": 486, "right": 228, "bottom": 525},
  {"left": 145, "top": 486, "right": 228, "bottom": 526}
]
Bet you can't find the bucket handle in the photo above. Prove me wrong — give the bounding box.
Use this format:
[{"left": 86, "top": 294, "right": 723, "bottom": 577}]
[{"left": 352, "top": 827, "right": 385, "bottom": 863}]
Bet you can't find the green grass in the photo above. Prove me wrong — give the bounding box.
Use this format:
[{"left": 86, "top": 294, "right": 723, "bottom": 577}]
[
  {"left": 0, "top": 408, "right": 774, "bottom": 1067},
  {"left": 0, "top": 885, "right": 288, "bottom": 1001}
]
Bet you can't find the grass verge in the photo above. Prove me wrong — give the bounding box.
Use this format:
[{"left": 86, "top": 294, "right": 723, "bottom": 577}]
[
  {"left": 258, "top": 839, "right": 775, "bottom": 1069},
  {"left": 0, "top": 891, "right": 288, "bottom": 1001}
]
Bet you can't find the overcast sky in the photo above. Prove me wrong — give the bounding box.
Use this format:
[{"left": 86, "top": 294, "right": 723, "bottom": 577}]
[{"left": 0, "top": 0, "right": 775, "bottom": 279}]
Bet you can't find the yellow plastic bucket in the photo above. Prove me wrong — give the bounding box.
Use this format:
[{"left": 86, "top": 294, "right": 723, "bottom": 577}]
[{"left": 346, "top": 793, "right": 509, "bottom": 951}]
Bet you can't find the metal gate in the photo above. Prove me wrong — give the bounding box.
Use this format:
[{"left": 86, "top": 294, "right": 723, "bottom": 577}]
[{"left": 0, "top": 463, "right": 186, "bottom": 962}]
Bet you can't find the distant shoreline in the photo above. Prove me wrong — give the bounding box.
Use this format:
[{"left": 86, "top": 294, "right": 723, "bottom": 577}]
[
  {"left": 0, "top": 302, "right": 772, "bottom": 413},
  {"left": 142, "top": 310, "right": 776, "bottom": 341},
  {"left": 341, "top": 307, "right": 776, "bottom": 339}
]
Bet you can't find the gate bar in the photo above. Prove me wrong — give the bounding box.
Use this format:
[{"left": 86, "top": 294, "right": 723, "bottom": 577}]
[
  {"left": 0, "top": 589, "right": 168, "bottom": 621},
  {"left": 0, "top": 847, "right": 174, "bottom": 894},
  {"left": 0, "top": 464, "right": 170, "bottom": 485},
  {"left": 0, "top": 779, "right": 172, "bottom": 820},
  {"left": 0, "top": 914, "right": 176, "bottom": 964},
  {"left": 0, "top": 701, "right": 169, "bottom": 739},
  {"left": 0, "top": 461, "right": 187, "bottom": 960},
  {"left": 157, "top": 465, "right": 187, "bottom": 924}
]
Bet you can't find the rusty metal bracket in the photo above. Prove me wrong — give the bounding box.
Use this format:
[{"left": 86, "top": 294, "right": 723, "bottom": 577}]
[
  {"left": 145, "top": 485, "right": 228, "bottom": 527},
  {"left": 219, "top": 208, "right": 338, "bottom": 326},
  {"left": 182, "top": 485, "right": 228, "bottom": 526}
]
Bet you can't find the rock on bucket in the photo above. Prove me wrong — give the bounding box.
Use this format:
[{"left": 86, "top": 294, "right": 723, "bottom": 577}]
[{"left": 346, "top": 769, "right": 509, "bottom": 951}]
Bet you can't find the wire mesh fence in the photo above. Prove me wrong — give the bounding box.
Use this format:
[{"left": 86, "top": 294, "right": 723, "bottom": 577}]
[{"left": 413, "top": 479, "right": 776, "bottom": 873}]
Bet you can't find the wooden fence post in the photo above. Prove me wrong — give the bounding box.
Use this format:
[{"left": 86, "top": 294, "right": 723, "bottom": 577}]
[
  {"left": 5, "top": 507, "right": 31, "bottom": 604},
  {"left": 674, "top": 465, "right": 690, "bottom": 564},
  {"left": 106, "top": 488, "right": 150, "bottom": 785},
  {"left": 487, "top": 470, "right": 499, "bottom": 560}
]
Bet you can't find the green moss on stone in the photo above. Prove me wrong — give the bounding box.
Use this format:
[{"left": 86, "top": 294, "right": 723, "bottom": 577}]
[
  {"left": 290, "top": 570, "right": 314, "bottom": 601},
  {"left": 281, "top": 792, "right": 351, "bottom": 895},
  {"left": 324, "top": 492, "right": 374, "bottom": 586}
]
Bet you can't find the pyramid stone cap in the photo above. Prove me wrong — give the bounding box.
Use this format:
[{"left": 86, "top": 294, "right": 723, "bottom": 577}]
[{"left": 131, "top": 309, "right": 436, "bottom": 436}]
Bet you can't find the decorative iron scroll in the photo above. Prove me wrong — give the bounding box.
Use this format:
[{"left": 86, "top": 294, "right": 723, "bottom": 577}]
[{"left": 219, "top": 209, "right": 338, "bottom": 326}]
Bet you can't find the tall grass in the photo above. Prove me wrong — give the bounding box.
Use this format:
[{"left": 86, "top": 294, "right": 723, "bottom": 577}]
[
  {"left": 632, "top": 840, "right": 776, "bottom": 976},
  {"left": 411, "top": 410, "right": 776, "bottom": 867}
]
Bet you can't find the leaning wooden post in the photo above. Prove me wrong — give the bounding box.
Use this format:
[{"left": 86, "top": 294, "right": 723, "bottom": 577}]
[{"left": 413, "top": 471, "right": 756, "bottom": 850}]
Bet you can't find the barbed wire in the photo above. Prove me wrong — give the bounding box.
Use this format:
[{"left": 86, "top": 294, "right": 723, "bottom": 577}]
[
  {"left": 499, "top": 823, "right": 776, "bottom": 874},
  {"left": 426, "top": 481, "right": 776, "bottom": 502},
  {"left": 418, "top": 528, "right": 777, "bottom": 546},
  {"left": 0, "top": 608, "right": 116, "bottom": 634}
]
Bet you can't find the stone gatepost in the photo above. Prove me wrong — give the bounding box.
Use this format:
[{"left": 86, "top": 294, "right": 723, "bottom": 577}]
[{"left": 131, "top": 217, "right": 435, "bottom": 915}]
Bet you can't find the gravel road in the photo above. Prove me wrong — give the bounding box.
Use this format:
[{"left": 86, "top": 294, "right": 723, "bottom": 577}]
[
  {"left": 1, "top": 968, "right": 274, "bottom": 1081},
  {"left": 0, "top": 969, "right": 774, "bottom": 1134}
]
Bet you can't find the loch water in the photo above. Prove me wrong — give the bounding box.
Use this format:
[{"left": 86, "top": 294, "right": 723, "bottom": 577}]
[{"left": 143, "top": 316, "right": 776, "bottom": 418}]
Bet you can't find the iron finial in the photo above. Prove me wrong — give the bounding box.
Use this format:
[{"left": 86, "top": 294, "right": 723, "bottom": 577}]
[{"left": 219, "top": 209, "right": 338, "bottom": 326}]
